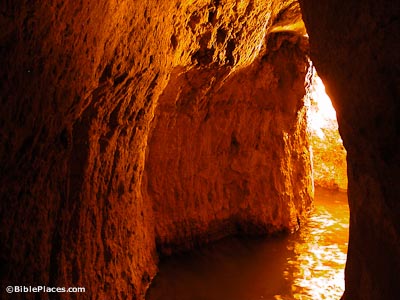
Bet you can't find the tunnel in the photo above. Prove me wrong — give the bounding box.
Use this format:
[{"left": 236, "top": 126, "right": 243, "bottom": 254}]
[{"left": 0, "top": 1, "right": 399, "bottom": 299}]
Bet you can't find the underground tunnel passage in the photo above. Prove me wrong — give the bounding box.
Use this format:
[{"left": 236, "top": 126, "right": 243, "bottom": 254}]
[
  {"left": 145, "top": 68, "right": 349, "bottom": 300},
  {"left": 0, "top": 1, "right": 399, "bottom": 300}
]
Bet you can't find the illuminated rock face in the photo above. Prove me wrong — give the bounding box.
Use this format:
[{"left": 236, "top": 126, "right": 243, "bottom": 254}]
[
  {"left": 300, "top": 1, "right": 400, "bottom": 299},
  {"left": 0, "top": 1, "right": 313, "bottom": 299},
  {"left": 310, "top": 124, "right": 347, "bottom": 191},
  {"left": 145, "top": 33, "right": 312, "bottom": 254}
]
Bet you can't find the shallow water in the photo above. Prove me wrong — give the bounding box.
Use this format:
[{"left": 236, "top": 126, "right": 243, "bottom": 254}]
[{"left": 146, "top": 187, "right": 349, "bottom": 300}]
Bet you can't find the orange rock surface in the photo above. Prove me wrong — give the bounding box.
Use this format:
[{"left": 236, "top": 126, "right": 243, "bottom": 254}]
[
  {"left": 0, "top": 1, "right": 313, "bottom": 299},
  {"left": 1, "top": 0, "right": 399, "bottom": 299},
  {"left": 145, "top": 28, "right": 313, "bottom": 254}
]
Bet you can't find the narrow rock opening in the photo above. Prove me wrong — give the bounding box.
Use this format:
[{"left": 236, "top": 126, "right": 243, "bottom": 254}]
[{"left": 305, "top": 65, "right": 348, "bottom": 191}]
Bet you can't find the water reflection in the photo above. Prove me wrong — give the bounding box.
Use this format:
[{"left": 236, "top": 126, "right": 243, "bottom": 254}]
[
  {"left": 280, "top": 188, "right": 349, "bottom": 300},
  {"left": 146, "top": 188, "right": 349, "bottom": 300}
]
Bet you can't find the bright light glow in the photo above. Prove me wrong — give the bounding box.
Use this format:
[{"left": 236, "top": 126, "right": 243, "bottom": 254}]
[
  {"left": 307, "top": 74, "right": 338, "bottom": 139},
  {"left": 311, "top": 76, "right": 336, "bottom": 120},
  {"left": 305, "top": 65, "right": 348, "bottom": 191}
]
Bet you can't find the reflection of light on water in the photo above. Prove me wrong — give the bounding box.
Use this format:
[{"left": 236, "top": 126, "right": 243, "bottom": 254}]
[
  {"left": 275, "top": 190, "right": 349, "bottom": 300},
  {"left": 147, "top": 188, "right": 349, "bottom": 300}
]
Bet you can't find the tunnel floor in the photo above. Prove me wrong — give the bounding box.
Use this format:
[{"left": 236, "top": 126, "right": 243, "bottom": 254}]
[{"left": 146, "top": 187, "right": 349, "bottom": 300}]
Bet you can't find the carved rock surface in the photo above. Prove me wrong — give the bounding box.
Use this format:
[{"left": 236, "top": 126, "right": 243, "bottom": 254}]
[
  {"left": 145, "top": 32, "right": 313, "bottom": 254},
  {"left": 299, "top": 0, "right": 400, "bottom": 299},
  {"left": 1, "top": 0, "right": 313, "bottom": 299}
]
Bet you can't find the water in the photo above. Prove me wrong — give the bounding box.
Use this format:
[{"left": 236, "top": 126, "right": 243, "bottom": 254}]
[{"left": 146, "top": 187, "right": 349, "bottom": 300}]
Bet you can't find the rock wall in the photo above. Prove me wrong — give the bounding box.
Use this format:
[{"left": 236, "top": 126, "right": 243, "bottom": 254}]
[
  {"left": 299, "top": 0, "right": 400, "bottom": 299},
  {"left": 145, "top": 30, "right": 312, "bottom": 255},
  {"left": 0, "top": 1, "right": 313, "bottom": 299},
  {"left": 1, "top": 1, "right": 173, "bottom": 298}
]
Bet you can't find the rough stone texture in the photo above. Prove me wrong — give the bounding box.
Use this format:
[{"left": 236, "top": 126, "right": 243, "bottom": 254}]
[
  {"left": 145, "top": 30, "right": 313, "bottom": 255},
  {"left": 1, "top": 1, "right": 172, "bottom": 298},
  {"left": 310, "top": 122, "right": 347, "bottom": 191},
  {"left": 299, "top": 0, "right": 400, "bottom": 299},
  {"left": 0, "top": 1, "right": 314, "bottom": 299}
]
